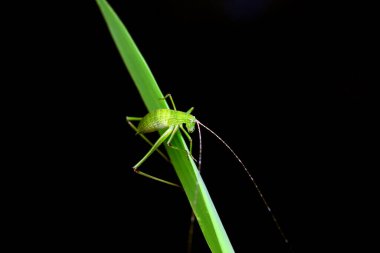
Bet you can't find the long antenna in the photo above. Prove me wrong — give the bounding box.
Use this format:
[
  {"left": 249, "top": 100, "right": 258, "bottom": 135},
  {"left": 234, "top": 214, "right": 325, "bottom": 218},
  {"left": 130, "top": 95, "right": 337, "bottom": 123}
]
[
  {"left": 196, "top": 120, "right": 290, "bottom": 247},
  {"left": 197, "top": 121, "right": 203, "bottom": 173}
]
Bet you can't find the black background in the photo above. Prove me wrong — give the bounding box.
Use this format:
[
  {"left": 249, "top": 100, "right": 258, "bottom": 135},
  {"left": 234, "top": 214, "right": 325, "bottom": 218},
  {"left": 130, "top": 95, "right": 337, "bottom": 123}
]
[{"left": 7, "top": 1, "right": 376, "bottom": 252}]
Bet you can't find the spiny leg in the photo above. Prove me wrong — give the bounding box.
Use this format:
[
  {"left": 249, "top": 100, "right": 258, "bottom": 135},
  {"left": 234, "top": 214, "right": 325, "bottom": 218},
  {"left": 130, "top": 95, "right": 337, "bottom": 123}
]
[
  {"left": 166, "top": 124, "right": 196, "bottom": 162},
  {"left": 129, "top": 122, "right": 180, "bottom": 188},
  {"left": 180, "top": 125, "right": 193, "bottom": 155},
  {"left": 126, "top": 116, "right": 169, "bottom": 162}
]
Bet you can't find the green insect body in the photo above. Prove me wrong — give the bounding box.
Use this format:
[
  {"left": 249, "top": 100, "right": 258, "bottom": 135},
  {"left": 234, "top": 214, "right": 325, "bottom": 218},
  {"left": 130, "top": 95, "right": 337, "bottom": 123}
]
[
  {"left": 137, "top": 109, "right": 196, "bottom": 134},
  {"left": 126, "top": 94, "right": 196, "bottom": 187},
  {"left": 127, "top": 94, "right": 290, "bottom": 248}
]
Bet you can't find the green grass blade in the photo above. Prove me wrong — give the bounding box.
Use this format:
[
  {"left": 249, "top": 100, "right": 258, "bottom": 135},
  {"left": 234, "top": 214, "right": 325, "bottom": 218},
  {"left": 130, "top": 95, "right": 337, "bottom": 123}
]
[{"left": 96, "top": 1, "right": 235, "bottom": 252}]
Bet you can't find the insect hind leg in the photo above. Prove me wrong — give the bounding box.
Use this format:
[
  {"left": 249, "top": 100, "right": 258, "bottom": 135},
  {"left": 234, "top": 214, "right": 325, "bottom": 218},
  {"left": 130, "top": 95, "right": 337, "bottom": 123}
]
[
  {"left": 126, "top": 116, "right": 169, "bottom": 162},
  {"left": 132, "top": 126, "right": 181, "bottom": 188}
]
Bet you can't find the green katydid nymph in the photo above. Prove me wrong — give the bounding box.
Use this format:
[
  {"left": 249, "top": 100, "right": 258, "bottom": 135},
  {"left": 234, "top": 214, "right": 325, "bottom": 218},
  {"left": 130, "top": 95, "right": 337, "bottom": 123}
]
[{"left": 126, "top": 94, "right": 290, "bottom": 247}]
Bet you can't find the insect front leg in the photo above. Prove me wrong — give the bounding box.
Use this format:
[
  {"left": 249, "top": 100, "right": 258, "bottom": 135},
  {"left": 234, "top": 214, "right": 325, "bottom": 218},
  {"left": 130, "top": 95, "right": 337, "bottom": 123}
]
[
  {"left": 180, "top": 125, "right": 193, "bottom": 155},
  {"left": 166, "top": 124, "right": 196, "bottom": 162}
]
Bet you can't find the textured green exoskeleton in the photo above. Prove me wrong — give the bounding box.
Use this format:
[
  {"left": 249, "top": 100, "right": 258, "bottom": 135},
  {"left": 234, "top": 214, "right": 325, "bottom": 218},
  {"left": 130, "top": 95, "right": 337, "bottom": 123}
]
[
  {"left": 137, "top": 109, "right": 196, "bottom": 134},
  {"left": 127, "top": 94, "right": 196, "bottom": 187}
]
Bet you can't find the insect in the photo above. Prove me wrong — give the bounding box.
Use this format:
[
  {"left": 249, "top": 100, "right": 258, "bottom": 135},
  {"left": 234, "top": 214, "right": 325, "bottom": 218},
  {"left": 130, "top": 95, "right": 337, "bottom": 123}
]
[
  {"left": 126, "top": 94, "right": 196, "bottom": 187},
  {"left": 126, "top": 94, "right": 290, "bottom": 248}
]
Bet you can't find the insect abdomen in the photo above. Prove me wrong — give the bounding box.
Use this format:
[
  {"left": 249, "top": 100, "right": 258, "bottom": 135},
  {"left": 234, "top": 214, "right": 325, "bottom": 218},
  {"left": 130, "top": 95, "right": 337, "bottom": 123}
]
[{"left": 137, "top": 109, "right": 193, "bottom": 133}]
